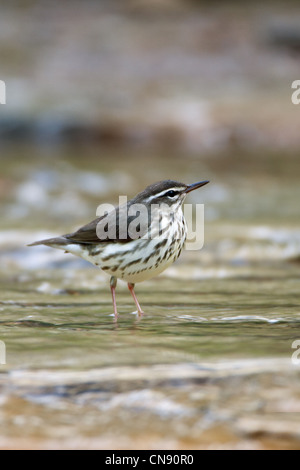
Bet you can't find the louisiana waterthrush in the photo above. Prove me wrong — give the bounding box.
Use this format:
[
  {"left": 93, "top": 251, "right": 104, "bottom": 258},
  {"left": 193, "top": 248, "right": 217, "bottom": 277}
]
[{"left": 28, "top": 179, "right": 209, "bottom": 320}]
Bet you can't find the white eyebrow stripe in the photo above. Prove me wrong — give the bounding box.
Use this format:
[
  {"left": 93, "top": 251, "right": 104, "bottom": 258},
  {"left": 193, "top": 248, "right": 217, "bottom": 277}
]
[{"left": 145, "top": 188, "right": 185, "bottom": 202}]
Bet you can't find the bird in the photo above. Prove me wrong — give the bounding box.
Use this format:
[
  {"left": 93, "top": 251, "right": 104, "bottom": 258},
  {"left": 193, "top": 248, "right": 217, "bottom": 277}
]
[{"left": 28, "top": 179, "right": 209, "bottom": 320}]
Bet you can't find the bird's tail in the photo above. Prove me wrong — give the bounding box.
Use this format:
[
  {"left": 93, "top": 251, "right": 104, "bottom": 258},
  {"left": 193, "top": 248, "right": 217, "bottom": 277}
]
[{"left": 27, "top": 237, "right": 68, "bottom": 247}]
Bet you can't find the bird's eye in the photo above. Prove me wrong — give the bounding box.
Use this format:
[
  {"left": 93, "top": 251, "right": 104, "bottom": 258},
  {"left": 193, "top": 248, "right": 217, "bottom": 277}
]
[{"left": 165, "top": 190, "right": 178, "bottom": 198}]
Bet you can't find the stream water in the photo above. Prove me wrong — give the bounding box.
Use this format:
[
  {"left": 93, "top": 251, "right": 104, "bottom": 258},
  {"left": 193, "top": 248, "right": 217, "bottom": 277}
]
[{"left": 0, "top": 145, "right": 299, "bottom": 449}]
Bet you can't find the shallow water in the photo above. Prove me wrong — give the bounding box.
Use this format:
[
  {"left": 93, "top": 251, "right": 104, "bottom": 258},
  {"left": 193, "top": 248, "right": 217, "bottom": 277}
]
[
  {"left": 0, "top": 147, "right": 300, "bottom": 449},
  {"left": 1, "top": 265, "right": 300, "bottom": 368}
]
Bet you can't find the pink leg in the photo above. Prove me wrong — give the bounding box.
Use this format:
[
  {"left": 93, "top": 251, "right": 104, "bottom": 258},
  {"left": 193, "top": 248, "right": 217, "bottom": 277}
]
[
  {"left": 110, "top": 276, "right": 118, "bottom": 320},
  {"left": 128, "top": 283, "right": 144, "bottom": 317}
]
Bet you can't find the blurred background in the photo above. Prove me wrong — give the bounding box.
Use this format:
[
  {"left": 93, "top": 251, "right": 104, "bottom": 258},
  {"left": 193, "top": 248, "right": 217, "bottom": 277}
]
[
  {"left": 1, "top": 0, "right": 299, "bottom": 238},
  {"left": 0, "top": 0, "right": 300, "bottom": 450}
]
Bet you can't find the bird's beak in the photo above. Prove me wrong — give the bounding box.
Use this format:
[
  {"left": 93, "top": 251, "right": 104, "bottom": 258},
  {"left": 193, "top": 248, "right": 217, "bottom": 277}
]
[{"left": 184, "top": 180, "right": 209, "bottom": 194}]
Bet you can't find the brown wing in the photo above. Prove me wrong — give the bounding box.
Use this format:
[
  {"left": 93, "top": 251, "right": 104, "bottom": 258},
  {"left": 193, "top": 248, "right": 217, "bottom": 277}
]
[
  {"left": 64, "top": 203, "right": 150, "bottom": 245},
  {"left": 64, "top": 216, "right": 105, "bottom": 244}
]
